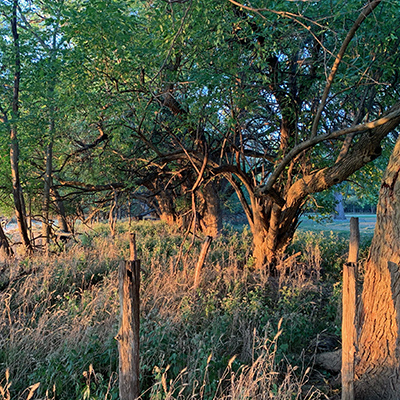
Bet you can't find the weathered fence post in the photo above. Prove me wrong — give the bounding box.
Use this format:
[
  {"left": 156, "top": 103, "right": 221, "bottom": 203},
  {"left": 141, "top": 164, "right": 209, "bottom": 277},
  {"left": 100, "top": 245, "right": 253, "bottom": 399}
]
[
  {"left": 342, "top": 217, "right": 359, "bottom": 400},
  {"left": 118, "top": 232, "right": 140, "bottom": 400},
  {"left": 193, "top": 236, "right": 212, "bottom": 289}
]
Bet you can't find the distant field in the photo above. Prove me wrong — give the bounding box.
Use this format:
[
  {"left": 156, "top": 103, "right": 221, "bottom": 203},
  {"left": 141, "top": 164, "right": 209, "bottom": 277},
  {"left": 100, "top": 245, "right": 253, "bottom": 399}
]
[{"left": 299, "top": 213, "right": 377, "bottom": 235}]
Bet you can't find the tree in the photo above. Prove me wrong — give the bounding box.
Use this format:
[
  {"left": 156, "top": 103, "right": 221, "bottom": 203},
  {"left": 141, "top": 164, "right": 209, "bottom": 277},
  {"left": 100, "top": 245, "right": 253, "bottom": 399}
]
[
  {"left": 71, "top": 0, "right": 400, "bottom": 259},
  {"left": 60, "top": 0, "right": 225, "bottom": 236},
  {"left": 0, "top": 0, "right": 33, "bottom": 253},
  {"left": 2, "top": 0, "right": 399, "bottom": 261},
  {"left": 355, "top": 133, "right": 400, "bottom": 399},
  {"left": 333, "top": 192, "right": 346, "bottom": 220},
  {"left": 20, "top": 0, "right": 67, "bottom": 246},
  {"left": 194, "top": 0, "right": 400, "bottom": 268}
]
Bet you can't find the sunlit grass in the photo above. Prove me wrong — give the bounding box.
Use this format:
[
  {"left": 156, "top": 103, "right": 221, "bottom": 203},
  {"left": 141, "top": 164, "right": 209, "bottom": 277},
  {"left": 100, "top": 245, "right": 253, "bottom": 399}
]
[{"left": 0, "top": 220, "right": 348, "bottom": 399}]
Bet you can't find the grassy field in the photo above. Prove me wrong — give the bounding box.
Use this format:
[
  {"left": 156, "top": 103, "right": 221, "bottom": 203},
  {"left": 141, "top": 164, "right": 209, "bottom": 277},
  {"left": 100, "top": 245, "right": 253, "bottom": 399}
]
[
  {"left": 299, "top": 214, "right": 376, "bottom": 235},
  {"left": 0, "top": 219, "right": 372, "bottom": 400}
]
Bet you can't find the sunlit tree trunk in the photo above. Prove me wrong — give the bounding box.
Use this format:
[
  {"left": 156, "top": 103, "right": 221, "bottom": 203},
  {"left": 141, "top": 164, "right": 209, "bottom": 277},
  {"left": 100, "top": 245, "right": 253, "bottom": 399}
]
[
  {"left": 250, "top": 199, "right": 299, "bottom": 270},
  {"left": 355, "top": 136, "right": 400, "bottom": 399},
  {"left": 198, "top": 182, "right": 222, "bottom": 237},
  {"left": 155, "top": 190, "right": 177, "bottom": 225}
]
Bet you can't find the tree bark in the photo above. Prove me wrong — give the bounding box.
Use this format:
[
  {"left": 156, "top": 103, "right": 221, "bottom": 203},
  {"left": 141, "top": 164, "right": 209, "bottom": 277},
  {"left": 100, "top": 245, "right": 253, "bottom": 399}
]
[
  {"left": 42, "top": 141, "right": 53, "bottom": 250},
  {"left": 355, "top": 135, "right": 400, "bottom": 399},
  {"left": 334, "top": 192, "right": 346, "bottom": 220},
  {"left": 193, "top": 235, "right": 212, "bottom": 289},
  {"left": 251, "top": 202, "right": 271, "bottom": 269},
  {"left": 51, "top": 187, "right": 70, "bottom": 233},
  {"left": 155, "top": 190, "right": 177, "bottom": 225},
  {"left": 10, "top": 0, "right": 32, "bottom": 254},
  {"left": 198, "top": 182, "right": 222, "bottom": 237},
  {"left": 0, "top": 224, "right": 13, "bottom": 259},
  {"left": 118, "top": 233, "right": 140, "bottom": 400}
]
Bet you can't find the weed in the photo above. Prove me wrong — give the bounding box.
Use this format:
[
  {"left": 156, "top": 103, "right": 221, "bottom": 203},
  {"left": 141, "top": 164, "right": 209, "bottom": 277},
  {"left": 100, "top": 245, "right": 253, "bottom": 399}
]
[{"left": 0, "top": 220, "right": 347, "bottom": 399}]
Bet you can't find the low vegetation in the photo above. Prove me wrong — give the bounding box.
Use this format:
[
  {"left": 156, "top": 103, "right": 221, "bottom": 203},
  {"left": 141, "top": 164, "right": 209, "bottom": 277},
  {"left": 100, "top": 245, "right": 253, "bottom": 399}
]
[{"left": 0, "top": 221, "right": 373, "bottom": 399}]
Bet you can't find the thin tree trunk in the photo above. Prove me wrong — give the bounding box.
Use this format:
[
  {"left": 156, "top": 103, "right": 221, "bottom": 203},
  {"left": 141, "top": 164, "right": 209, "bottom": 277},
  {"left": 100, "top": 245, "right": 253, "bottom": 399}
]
[
  {"left": 42, "top": 72, "right": 56, "bottom": 249},
  {"left": 42, "top": 141, "right": 53, "bottom": 250},
  {"left": 334, "top": 192, "right": 346, "bottom": 220},
  {"left": 10, "top": 0, "right": 32, "bottom": 254},
  {"left": 193, "top": 236, "right": 212, "bottom": 289},
  {"left": 355, "top": 136, "right": 400, "bottom": 399},
  {"left": 0, "top": 224, "right": 13, "bottom": 259},
  {"left": 109, "top": 191, "right": 118, "bottom": 238},
  {"left": 27, "top": 195, "right": 32, "bottom": 242},
  {"left": 51, "top": 187, "right": 69, "bottom": 233}
]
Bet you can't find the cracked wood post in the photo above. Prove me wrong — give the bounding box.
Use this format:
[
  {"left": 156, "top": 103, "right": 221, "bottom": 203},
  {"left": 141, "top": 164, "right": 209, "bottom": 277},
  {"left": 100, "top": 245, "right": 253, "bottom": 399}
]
[
  {"left": 118, "top": 232, "right": 140, "bottom": 400},
  {"left": 342, "top": 217, "right": 359, "bottom": 400},
  {"left": 193, "top": 236, "right": 212, "bottom": 289}
]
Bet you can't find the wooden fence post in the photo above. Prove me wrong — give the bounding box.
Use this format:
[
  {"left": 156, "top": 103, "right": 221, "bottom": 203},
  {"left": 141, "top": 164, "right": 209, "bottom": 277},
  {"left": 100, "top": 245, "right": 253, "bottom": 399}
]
[
  {"left": 118, "top": 232, "right": 140, "bottom": 400},
  {"left": 193, "top": 236, "right": 212, "bottom": 289},
  {"left": 342, "top": 217, "right": 359, "bottom": 400}
]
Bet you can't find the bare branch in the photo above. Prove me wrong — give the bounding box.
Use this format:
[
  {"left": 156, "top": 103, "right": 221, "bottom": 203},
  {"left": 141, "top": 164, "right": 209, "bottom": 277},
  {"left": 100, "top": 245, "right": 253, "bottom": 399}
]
[
  {"left": 150, "top": 0, "right": 193, "bottom": 83},
  {"left": 310, "top": 0, "right": 382, "bottom": 138},
  {"left": 227, "top": 0, "right": 335, "bottom": 60},
  {"left": 56, "top": 180, "right": 124, "bottom": 192}
]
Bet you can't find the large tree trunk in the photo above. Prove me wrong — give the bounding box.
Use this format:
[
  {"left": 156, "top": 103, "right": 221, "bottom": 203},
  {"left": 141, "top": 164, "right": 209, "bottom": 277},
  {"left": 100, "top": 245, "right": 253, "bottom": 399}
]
[
  {"left": 226, "top": 174, "right": 300, "bottom": 269},
  {"left": 198, "top": 182, "right": 222, "bottom": 237},
  {"left": 355, "top": 135, "right": 400, "bottom": 399},
  {"left": 155, "top": 189, "right": 177, "bottom": 225},
  {"left": 251, "top": 200, "right": 299, "bottom": 270},
  {"left": 10, "top": 0, "right": 32, "bottom": 254},
  {"left": 250, "top": 103, "right": 400, "bottom": 269}
]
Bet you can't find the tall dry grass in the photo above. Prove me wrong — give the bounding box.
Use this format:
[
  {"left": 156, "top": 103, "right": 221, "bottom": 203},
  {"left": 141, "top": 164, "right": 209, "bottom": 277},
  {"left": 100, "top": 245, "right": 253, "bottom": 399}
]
[
  {"left": 146, "top": 320, "right": 328, "bottom": 400},
  {"left": 0, "top": 221, "right": 338, "bottom": 399}
]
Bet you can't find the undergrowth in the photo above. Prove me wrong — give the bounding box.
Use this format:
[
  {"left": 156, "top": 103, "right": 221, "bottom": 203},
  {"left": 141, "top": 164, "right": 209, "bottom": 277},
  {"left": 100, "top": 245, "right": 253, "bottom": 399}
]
[{"left": 0, "top": 220, "right": 360, "bottom": 399}]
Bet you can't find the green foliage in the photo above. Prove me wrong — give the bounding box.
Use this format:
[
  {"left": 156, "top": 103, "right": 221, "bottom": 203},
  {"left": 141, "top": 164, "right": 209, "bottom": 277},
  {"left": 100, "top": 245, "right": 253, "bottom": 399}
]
[
  {"left": 2, "top": 0, "right": 397, "bottom": 393},
  {"left": 0, "top": 221, "right": 348, "bottom": 399}
]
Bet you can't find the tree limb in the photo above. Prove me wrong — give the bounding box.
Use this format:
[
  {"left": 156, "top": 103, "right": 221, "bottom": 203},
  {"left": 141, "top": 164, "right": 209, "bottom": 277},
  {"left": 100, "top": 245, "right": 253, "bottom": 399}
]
[
  {"left": 310, "top": 0, "right": 382, "bottom": 138},
  {"left": 259, "top": 102, "right": 400, "bottom": 195}
]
